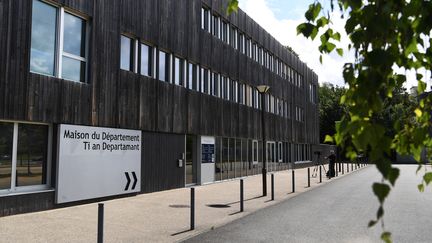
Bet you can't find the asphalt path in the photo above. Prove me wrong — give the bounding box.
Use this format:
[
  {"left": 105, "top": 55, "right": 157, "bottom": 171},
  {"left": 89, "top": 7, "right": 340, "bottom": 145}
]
[{"left": 184, "top": 165, "right": 432, "bottom": 243}]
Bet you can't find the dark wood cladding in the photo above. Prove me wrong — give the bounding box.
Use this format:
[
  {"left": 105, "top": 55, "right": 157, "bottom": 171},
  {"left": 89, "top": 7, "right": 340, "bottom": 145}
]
[
  {"left": 0, "top": 0, "right": 319, "bottom": 145},
  {"left": 0, "top": 191, "right": 55, "bottom": 217},
  {"left": 141, "top": 131, "right": 185, "bottom": 193}
]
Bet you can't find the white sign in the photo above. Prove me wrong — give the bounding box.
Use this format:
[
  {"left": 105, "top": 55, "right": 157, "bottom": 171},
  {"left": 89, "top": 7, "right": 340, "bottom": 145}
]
[{"left": 56, "top": 124, "right": 141, "bottom": 204}]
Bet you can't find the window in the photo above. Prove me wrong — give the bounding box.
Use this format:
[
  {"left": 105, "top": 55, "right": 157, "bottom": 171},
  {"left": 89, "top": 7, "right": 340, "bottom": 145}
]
[
  {"left": 209, "top": 71, "right": 214, "bottom": 95},
  {"left": 213, "top": 72, "right": 219, "bottom": 97},
  {"left": 201, "top": 7, "right": 210, "bottom": 32},
  {"left": 158, "top": 50, "right": 170, "bottom": 82},
  {"left": 227, "top": 78, "right": 231, "bottom": 101},
  {"left": 239, "top": 33, "right": 245, "bottom": 54},
  {"left": 246, "top": 38, "right": 251, "bottom": 57},
  {"left": 140, "top": 43, "right": 153, "bottom": 77},
  {"left": 252, "top": 43, "right": 257, "bottom": 61},
  {"left": 0, "top": 121, "right": 52, "bottom": 193},
  {"left": 199, "top": 67, "right": 204, "bottom": 92},
  {"left": 233, "top": 81, "right": 238, "bottom": 103},
  {"left": 252, "top": 140, "right": 258, "bottom": 163},
  {"left": 173, "top": 57, "right": 185, "bottom": 86},
  {"left": 278, "top": 142, "right": 283, "bottom": 162},
  {"left": 232, "top": 27, "right": 238, "bottom": 49},
  {"left": 120, "top": 36, "right": 133, "bottom": 71},
  {"left": 30, "top": 0, "right": 88, "bottom": 82},
  {"left": 188, "top": 62, "right": 199, "bottom": 90},
  {"left": 213, "top": 15, "right": 220, "bottom": 38},
  {"left": 221, "top": 21, "right": 228, "bottom": 42}
]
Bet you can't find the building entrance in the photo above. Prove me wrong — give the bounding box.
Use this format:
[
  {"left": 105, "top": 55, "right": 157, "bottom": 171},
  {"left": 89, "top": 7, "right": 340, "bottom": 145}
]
[{"left": 185, "top": 135, "right": 197, "bottom": 185}]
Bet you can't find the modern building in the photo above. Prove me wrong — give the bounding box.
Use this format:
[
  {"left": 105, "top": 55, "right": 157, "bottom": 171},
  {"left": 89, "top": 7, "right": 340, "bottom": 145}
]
[{"left": 0, "top": 0, "right": 319, "bottom": 216}]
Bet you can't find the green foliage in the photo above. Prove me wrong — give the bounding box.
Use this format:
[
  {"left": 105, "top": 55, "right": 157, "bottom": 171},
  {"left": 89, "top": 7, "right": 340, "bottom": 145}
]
[
  {"left": 226, "top": 0, "right": 239, "bottom": 15},
  {"left": 225, "top": 1, "right": 432, "bottom": 241},
  {"left": 318, "top": 83, "right": 347, "bottom": 143},
  {"left": 295, "top": 0, "right": 432, "bottom": 242}
]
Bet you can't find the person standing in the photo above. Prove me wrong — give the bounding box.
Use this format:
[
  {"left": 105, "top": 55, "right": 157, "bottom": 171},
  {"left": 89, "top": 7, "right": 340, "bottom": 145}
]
[{"left": 327, "top": 150, "right": 336, "bottom": 178}]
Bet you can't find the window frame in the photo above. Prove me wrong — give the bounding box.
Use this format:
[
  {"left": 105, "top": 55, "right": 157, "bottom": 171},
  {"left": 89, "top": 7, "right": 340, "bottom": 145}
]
[
  {"left": 0, "top": 120, "right": 53, "bottom": 195},
  {"left": 30, "top": 0, "right": 90, "bottom": 83}
]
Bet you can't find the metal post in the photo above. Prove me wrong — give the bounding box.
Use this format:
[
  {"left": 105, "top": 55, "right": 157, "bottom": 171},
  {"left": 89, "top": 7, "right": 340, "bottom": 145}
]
[
  {"left": 271, "top": 174, "right": 275, "bottom": 200},
  {"left": 98, "top": 203, "right": 104, "bottom": 243},
  {"left": 292, "top": 170, "right": 295, "bottom": 193},
  {"left": 351, "top": 163, "right": 353, "bottom": 171},
  {"left": 190, "top": 188, "right": 195, "bottom": 230},
  {"left": 307, "top": 167, "right": 310, "bottom": 187},
  {"left": 342, "top": 163, "right": 344, "bottom": 175},
  {"left": 240, "top": 179, "right": 244, "bottom": 212},
  {"left": 319, "top": 166, "right": 322, "bottom": 183},
  {"left": 261, "top": 92, "right": 267, "bottom": 197},
  {"left": 335, "top": 164, "right": 338, "bottom": 177}
]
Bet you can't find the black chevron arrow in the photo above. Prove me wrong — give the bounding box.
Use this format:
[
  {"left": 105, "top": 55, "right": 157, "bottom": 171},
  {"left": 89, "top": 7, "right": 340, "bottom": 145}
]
[
  {"left": 125, "top": 172, "right": 131, "bottom": 191},
  {"left": 131, "top": 171, "right": 137, "bottom": 190}
]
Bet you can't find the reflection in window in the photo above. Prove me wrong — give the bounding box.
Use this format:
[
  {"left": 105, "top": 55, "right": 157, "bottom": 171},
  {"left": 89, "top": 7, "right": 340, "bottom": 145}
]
[
  {"left": 140, "top": 43, "right": 152, "bottom": 77},
  {"left": 30, "top": 1, "right": 88, "bottom": 82},
  {"left": 158, "top": 50, "right": 170, "bottom": 82},
  {"left": 30, "top": 0, "right": 57, "bottom": 76},
  {"left": 62, "top": 56, "right": 85, "bottom": 82},
  {"left": 174, "top": 57, "right": 181, "bottom": 85},
  {"left": 120, "top": 35, "right": 133, "bottom": 71},
  {"left": 17, "top": 124, "right": 48, "bottom": 187},
  {"left": 63, "top": 13, "right": 86, "bottom": 57},
  {"left": 0, "top": 122, "right": 13, "bottom": 190}
]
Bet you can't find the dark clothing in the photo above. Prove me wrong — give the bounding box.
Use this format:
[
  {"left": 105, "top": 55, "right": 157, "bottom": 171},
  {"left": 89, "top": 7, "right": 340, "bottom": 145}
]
[{"left": 328, "top": 154, "right": 336, "bottom": 178}]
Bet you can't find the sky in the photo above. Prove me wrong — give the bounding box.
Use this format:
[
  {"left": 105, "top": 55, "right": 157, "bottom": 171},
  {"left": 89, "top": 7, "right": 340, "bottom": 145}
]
[{"left": 238, "top": 0, "right": 424, "bottom": 89}]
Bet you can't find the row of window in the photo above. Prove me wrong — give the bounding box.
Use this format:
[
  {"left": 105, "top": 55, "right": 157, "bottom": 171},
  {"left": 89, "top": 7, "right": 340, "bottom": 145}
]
[
  {"left": 28, "top": 0, "right": 315, "bottom": 109},
  {"left": 201, "top": 6, "right": 304, "bottom": 89},
  {"left": 120, "top": 35, "right": 304, "bottom": 121},
  {"left": 214, "top": 137, "right": 312, "bottom": 181}
]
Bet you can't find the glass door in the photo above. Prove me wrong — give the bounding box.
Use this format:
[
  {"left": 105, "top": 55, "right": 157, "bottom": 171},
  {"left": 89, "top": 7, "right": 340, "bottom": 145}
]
[{"left": 185, "top": 135, "right": 197, "bottom": 185}]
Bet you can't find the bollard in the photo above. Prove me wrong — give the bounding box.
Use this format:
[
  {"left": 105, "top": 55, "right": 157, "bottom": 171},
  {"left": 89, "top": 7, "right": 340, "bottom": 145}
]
[
  {"left": 351, "top": 163, "right": 353, "bottom": 171},
  {"left": 342, "top": 163, "right": 344, "bottom": 175},
  {"left": 240, "top": 179, "right": 244, "bottom": 212},
  {"left": 335, "top": 165, "right": 338, "bottom": 177},
  {"left": 190, "top": 188, "right": 195, "bottom": 230},
  {"left": 292, "top": 170, "right": 295, "bottom": 193},
  {"left": 347, "top": 162, "right": 349, "bottom": 172},
  {"left": 319, "top": 166, "right": 322, "bottom": 183},
  {"left": 271, "top": 174, "right": 275, "bottom": 201},
  {"left": 98, "top": 203, "right": 104, "bottom": 243},
  {"left": 307, "top": 167, "right": 311, "bottom": 188}
]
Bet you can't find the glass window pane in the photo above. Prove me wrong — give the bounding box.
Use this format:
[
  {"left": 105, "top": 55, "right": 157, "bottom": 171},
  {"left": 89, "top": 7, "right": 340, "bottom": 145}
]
[
  {"left": 120, "top": 35, "right": 132, "bottom": 71},
  {"left": 140, "top": 43, "right": 151, "bottom": 77},
  {"left": 0, "top": 122, "right": 13, "bottom": 190},
  {"left": 16, "top": 124, "right": 48, "bottom": 187},
  {"left": 159, "top": 50, "right": 166, "bottom": 81},
  {"left": 62, "top": 56, "right": 85, "bottom": 82},
  {"left": 174, "top": 57, "right": 180, "bottom": 85},
  {"left": 30, "top": 0, "right": 57, "bottom": 76},
  {"left": 63, "top": 13, "right": 86, "bottom": 57}
]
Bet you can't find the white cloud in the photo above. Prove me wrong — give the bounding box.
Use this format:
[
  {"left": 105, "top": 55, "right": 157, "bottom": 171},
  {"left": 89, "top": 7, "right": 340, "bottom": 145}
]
[
  {"left": 239, "top": 0, "right": 350, "bottom": 87},
  {"left": 239, "top": 0, "right": 426, "bottom": 89}
]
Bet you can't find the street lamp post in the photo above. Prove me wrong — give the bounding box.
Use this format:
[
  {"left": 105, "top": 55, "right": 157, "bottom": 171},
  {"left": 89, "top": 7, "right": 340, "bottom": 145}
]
[{"left": 256, "top": 85, "right": 270, "bottom": 196}]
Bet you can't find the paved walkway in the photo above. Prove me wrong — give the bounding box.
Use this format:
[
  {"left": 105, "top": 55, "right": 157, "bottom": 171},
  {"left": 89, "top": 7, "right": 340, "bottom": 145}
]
[
  {"left": 0, "top": 163, "right": 366, "bottom": 242},
  {"left": 185, "top": 165, "right": 431, "bottom": 243}
]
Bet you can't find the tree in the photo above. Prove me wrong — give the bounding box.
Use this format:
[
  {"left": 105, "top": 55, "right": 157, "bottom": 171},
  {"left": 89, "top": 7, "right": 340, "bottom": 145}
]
[
  {"left": 318, "top": 82, "right": 347, "bottom": 143},
  {"left": 227, "top": 1, "right": 432, "bottom": 242}
]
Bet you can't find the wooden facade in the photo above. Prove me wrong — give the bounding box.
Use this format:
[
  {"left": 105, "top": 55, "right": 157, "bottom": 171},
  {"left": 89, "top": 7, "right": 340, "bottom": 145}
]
[{"left": 0, "top": 0, "right": 319, "bottom": 215}]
